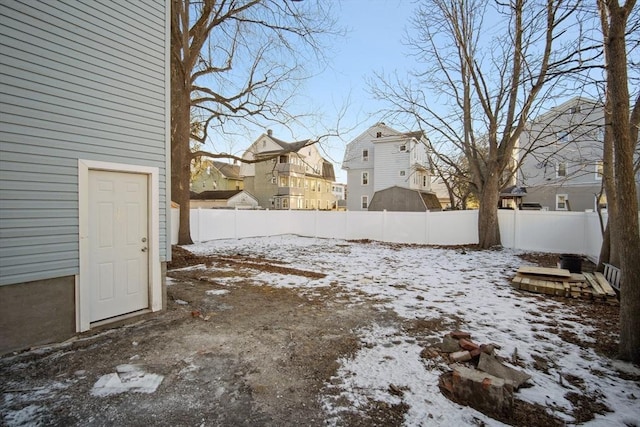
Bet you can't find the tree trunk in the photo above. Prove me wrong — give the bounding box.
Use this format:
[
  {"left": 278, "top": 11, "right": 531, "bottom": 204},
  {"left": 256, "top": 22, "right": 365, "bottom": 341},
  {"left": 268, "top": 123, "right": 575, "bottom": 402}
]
[
  {"left": 606, "top": 2, "right": 640, "bottom": 363},
  {"left": 597, "top": 222, "right": 610, "bottom": 271},
  {"left": 477, "top": 174, "right": 501, "bottom": 248},
  {"left": 171, "top": 57, "right": 194, "bottom": 245}
]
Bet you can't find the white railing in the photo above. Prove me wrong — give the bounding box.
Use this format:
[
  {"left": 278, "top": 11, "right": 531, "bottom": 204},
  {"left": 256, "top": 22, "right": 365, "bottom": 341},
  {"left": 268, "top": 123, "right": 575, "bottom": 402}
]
[{"left": 171, "top": 208, "right": 636, "bottom": 261}]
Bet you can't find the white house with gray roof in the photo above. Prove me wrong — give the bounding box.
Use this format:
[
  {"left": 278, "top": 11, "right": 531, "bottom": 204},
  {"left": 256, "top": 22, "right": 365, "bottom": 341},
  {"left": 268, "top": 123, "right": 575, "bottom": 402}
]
[{"left": 342, "top": 123, "right": 434, "bottom": 211}]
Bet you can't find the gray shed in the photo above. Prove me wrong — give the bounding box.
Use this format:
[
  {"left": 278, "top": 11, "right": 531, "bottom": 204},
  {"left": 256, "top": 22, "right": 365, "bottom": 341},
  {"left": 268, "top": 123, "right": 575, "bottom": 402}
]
[{"left": 368, "top": 186, "right": 443, "bottom": 212}]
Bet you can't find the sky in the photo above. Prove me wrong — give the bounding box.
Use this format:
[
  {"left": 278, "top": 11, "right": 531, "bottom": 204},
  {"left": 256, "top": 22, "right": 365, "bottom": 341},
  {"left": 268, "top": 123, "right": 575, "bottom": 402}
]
[
  {"left": 207, "top": 0, "right": 417, "bottom": 184},
  {"left": 179, "top": 235, "right": 640, "bottom": 426}
]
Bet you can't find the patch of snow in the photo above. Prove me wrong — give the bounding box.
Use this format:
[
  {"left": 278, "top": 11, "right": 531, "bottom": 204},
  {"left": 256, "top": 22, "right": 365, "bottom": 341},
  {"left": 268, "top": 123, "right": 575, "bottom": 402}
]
[
  {"left": 91, "top": 364, "right": 163, "bottom": 397},
  {"left": 174, "top": 299, "right": 189, "bottom": 305},
  {"left": 3, "top": 404, "right": 44, "bottom": 427},
  {"left": 205, "top": 289, "right": 229, "bottom": 296}
]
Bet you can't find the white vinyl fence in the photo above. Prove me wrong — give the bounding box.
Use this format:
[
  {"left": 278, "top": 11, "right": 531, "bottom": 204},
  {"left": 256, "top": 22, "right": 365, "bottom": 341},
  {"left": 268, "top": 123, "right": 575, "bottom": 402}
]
[{"left": 171, "top": 208, "right": 630, "bottom": 260}]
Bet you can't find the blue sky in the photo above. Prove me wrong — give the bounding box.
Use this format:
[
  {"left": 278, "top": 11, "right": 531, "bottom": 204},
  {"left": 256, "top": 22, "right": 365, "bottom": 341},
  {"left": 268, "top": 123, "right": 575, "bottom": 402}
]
[
  {"left": 211, "top": 0, "right": 415, "bottom": 183},
  {"left": 293, "top": 0, "right": 414, "bottom": 183}
]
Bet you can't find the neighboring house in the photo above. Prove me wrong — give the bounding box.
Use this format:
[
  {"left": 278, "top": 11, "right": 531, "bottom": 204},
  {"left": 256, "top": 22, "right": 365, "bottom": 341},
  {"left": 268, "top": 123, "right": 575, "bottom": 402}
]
[
  {"left": 331, "top": 183, "right": 347, "bottom": 210},
  {"left": 190, "top": 190, "right": 259, "bottom": 209},
  {"left": 429, "top": 177, "right": 452, "bottom": 209},
  {"left": 0, "top": 1, "right": 170, "bottom": 354},
  {"left": 240, "top": 130, "right": 337, "bottom": 210},
  {"left": 517, "top": 97, "right": 640, "bottom": 211},
  {"left": 342, "top": 123, "right": 434, "bottom": 211},
  {"left": 368, "top": 186, "right": 442, "bottom": 212},
  {"left": 191, "top": 159, "right": 243, "bottom": 192}
]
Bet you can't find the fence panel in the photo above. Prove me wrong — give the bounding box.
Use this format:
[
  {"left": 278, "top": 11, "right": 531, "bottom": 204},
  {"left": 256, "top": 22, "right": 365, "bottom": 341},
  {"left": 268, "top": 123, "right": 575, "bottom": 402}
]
[
  {"left": 427, "top": 210, "right": 478, "bottom": 245},
  {"left": 514, "top": 211, "right": 586, "bottom": 254},
  {"left": 345, "top": 211, "right": 385, "bottom": 241},
  {"left": 382, "top": 211, "right": 427, "bottom": 244}
]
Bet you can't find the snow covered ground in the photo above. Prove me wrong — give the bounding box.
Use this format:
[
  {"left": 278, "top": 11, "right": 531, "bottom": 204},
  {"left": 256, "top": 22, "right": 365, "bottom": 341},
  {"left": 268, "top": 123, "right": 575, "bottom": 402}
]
[{"left": 186, "top": 235, "right": 640, "bottom": 426}]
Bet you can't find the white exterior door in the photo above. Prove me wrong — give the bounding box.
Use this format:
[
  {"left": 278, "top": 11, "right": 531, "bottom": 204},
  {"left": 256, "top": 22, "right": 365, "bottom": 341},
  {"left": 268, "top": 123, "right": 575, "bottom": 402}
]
[{"left": 88, "top": 170, "right": 149, "bottom": 322}]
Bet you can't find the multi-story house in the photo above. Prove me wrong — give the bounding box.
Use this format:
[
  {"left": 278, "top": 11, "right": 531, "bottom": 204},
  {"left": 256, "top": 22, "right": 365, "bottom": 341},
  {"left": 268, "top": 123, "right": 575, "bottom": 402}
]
[
  {"left": 240, "top": 130, "right": 336, "bottom": 210},
  {"left": 191, "top": 159, "right": 243, "bottom": 192},
  {"left": 342, "top": 123, "right": 435, "bottom": 211},
  {"left": 517, "top": 97, "right": 640, "bottom": 211}
]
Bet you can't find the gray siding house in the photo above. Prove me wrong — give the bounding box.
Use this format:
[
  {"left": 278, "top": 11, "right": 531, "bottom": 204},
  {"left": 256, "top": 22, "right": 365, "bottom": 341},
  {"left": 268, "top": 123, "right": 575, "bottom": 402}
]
[
  {"left": 0, "top": 1, "right": 171, "bottom": 354},
  {"left": 342, "top": 123, "right": 434, "bottom": 211},
  {"left": 517, "top": 97, "right": 640, "bottom": 211}
]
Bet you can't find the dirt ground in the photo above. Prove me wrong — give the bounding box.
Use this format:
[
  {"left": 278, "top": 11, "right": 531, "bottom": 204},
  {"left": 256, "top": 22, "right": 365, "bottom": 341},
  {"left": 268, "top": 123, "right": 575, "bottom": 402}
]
[{"left": 0, "top": 245, "right": 624, "bottom": 426}]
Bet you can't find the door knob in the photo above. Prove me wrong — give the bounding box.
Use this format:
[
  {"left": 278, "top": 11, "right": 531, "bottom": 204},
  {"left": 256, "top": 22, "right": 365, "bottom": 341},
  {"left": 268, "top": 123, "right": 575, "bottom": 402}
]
[{"left": 141, "top": 237, "right": 147, "bottom": 243}]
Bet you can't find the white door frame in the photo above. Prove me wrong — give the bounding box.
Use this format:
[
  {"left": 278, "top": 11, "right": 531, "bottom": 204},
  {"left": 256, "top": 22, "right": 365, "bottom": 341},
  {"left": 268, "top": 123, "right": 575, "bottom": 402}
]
[{"left": 77, "top": 159, "right": 162, "bottom": 332}]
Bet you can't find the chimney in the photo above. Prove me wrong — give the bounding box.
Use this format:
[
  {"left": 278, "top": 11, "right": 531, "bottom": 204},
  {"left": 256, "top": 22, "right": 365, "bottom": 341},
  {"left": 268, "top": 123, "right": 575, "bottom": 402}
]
[{"left": 267, "top": 129, "right": 273, "bottom": 136}]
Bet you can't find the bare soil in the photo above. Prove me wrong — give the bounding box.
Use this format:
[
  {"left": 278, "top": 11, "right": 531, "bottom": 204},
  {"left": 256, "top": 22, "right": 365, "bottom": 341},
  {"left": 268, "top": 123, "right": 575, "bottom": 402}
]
[{"left": 0, "top": 246, "right": 625, "bottom": 426}]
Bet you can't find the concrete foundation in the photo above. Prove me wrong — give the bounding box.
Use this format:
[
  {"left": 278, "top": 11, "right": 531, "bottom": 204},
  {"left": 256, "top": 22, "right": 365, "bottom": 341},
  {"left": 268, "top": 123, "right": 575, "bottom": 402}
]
[{"left": 0, "top": 276, "right": 76, "bottom": 355}]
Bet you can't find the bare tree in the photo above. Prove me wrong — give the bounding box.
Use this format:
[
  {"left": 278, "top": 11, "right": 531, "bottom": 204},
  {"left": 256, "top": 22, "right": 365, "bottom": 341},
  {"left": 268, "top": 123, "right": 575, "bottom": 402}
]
[
  {"left": 171, "top": 0, "right": 340, "bottom": 244},
  {"left": 371, "top": 0, "right": 588, "bottom": 248},
  {"left": 597, "top": 0, "right": 640, "bottom": 363}
]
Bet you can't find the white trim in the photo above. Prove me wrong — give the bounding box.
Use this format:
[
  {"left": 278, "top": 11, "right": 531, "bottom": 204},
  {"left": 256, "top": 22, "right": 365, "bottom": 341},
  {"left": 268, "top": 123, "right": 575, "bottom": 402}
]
[
  {"left": 361, "top": 171, "right": 369, "bottom": 185},
  {"left": 595, "top": 161, "right": 603, "bottom": 181},
  {"left": 164, "top": 0, "right": 172, "bottom": 262},
  {"left": 555, "top": 161, "right": 567, "bottom": 178},
  {"left": 77, "top": 159, "right": 162, "bottom": 332},
  {"left": 556, "top": 193, "right": 569, "bottom": 211}
]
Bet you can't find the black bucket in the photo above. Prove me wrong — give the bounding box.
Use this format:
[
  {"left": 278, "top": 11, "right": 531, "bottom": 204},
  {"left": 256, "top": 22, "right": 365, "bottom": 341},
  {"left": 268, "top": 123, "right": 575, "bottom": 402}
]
[{"left": 560, "top": 254, "right": 583, "bottom": 273}]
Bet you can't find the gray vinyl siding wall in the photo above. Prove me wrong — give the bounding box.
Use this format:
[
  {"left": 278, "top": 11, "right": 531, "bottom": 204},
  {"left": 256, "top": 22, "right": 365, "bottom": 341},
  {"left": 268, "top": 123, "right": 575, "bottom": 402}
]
[{"left": 0, "top": 0, "right": 168, "bottom": 286}]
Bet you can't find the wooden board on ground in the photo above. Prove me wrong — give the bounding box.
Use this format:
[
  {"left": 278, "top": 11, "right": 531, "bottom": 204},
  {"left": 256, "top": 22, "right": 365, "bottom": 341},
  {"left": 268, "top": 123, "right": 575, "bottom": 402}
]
[
  {"left": 594, "top": 272, "right": 617, "bottom": 297},
  {"left": 584, "top": 273, "right": 605, "bottom": 296},
  {"left": 514, "top": 272, "right": 584, "bottom": 283},
  {"left": 517, "top": 266, "right": 571, "bottom": 278}
]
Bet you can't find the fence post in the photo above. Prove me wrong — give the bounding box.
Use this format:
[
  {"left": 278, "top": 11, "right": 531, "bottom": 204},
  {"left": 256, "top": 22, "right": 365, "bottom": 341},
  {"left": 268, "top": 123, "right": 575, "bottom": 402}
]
[
  {"left": 195, "top": 207, "right": 202, "bottom": 243},
  {"left": 425, "top": 210, "right": 430, "bottom": 245},
  {"left": 234, "top": 207, "right": 238, "bottom": 239},
  {"left": 382, "top": 209, "right": 387, "bottom": 242},
  {"left": 513, "top": 208, "right": 518, "bottom": 250}
]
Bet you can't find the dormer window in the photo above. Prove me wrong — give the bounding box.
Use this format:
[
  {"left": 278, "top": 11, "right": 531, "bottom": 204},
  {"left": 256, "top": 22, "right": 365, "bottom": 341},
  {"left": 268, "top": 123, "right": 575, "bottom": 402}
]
[{"left": 376, "top": 132, "right": 382, "bottom": 138}]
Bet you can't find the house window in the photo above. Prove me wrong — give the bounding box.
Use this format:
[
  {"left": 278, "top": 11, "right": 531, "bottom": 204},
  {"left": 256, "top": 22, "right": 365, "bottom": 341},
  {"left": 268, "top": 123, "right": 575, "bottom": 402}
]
[
  {"left": 376, "top": 132, "right": 382, "bottom": 138},
  {"left": 399, "top": 170, "right": 406, "bottom": 177},
  {"left": 362, "top": 171, "right": 369, "bottom": 185},
  {"left": 282, "top": 198, "right": 289, "bottom": 209},
  {"left": 595, "top": 161, "right": 603, "bottom": 180},
  {"left": 279, "top": 155, "right": 287, "bottom": 163},
  {"left": 399, "top": 144, "right": 406, "bottom": 152},
  {"left": 556, "top": 194, "right": 569, "bottom": 211},
  {"left": 311, "top": 179, "right": 316, "bottom": 191},
  {"left": 556, "top": 162, "right": 567, "bottom": 178},
  {"left": 362, "top": 149, "right": 369, "bottom": 162},
  {"left": 423, "top": 176, "right": 427, "bottom": 187},
  {"left": 305, "top": 199, "right": 309, "bottom": 209},
  {"left": 271, "top": 176, "right": 277, "bottom": 184},
  {"left": 362, "top": 195, "right": 369, "bottom": 209},
  {"left": 279, "top": 176, "right": 289, "bottom": 187}
]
